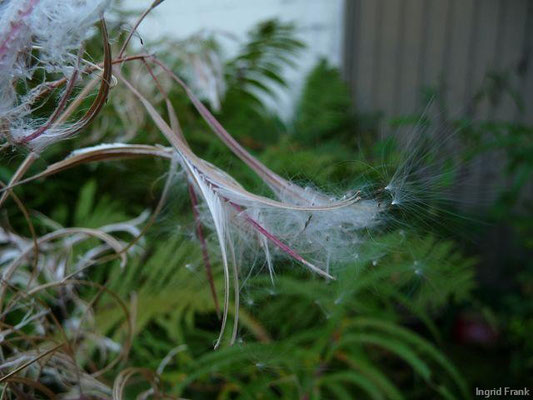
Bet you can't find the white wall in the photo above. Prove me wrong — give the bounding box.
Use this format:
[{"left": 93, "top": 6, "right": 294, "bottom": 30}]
[{"left": 123, "top": 0, "right": 345, "bottom": 119}]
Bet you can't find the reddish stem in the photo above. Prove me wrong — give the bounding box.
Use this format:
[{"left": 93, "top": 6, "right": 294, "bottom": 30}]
[
  {"left": 228, "top": 201, "right": 333, "bottom": 279},
  {"left": 20, "top": 67, "right": 80, "bottom": 143}
]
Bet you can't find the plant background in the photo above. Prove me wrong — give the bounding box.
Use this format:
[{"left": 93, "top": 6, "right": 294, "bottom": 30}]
[{"left": 0, "top": 5, "right": 531, "bottom": 399}]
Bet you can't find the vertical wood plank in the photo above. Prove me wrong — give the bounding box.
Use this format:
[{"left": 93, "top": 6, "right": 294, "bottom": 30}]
[
  {"left": 354, "top": 0, "right": 380, "bottom": 111},
  {"left": 342, "top": 0, "right": 357, "bottom": 83},
  {"left": 468, "top": 0, "right": 500, "bottom": 119},
  {"left": 495, "top": 0, "right": 528, "bottom": 120},
  {"left": 445, "top": 0, "right": 476, "bottom": 118},
  {"left": 423, "top": 0, "right": 451, "bottom": 90},
  {"left": 520, "top": 0, "right": 533, "bottom": 125},
  {"left": 397, "top": 0, "right": 425, "bottom": 115},
  {"left": 375, "top": 0, "right": 403, "bottom": 119}
]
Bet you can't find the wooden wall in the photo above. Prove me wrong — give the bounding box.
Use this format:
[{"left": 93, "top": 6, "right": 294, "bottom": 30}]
[{"left": 343, "top": 0, "right": 533, "bottom": 124}]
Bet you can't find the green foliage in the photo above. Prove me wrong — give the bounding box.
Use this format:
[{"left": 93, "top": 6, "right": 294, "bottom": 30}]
[
  {"left": 90, "top": 229, "right": 472, "bottom": 399},
  {"left": 74, "top": 180, "right": 130, "bottom": 228},
  {"left": 56, "top": 164, "right": 474, "bottom": 399},
  {"left": 387, "top": 73, "right": 533, "bottom": 388},
  {"left": 293, "top": 59, "right": 353, "bottom": 143},
  {"left": 460, "top": 121, "right": 533, "bottom": 212},
  {"left": 220, "top": 19, "right": 304, "bottom": 145},
  {"left": 226, "top": 19, "right": 305, "bottom": 102}
]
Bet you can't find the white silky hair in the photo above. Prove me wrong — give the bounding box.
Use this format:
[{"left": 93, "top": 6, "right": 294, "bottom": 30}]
[
  {"left": 0, "top": 0, "right": 111, "bottom": 145},
  {"left": 253, "top": 199, "right": 380, "bottom": 263},
  {"left": 0, "top": 0, "right": 110, "bottom": 76}
]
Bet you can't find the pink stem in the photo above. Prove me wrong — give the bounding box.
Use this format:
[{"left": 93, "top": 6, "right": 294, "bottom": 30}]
[
  {"left": 20, "top": 67, "right": 80, "bottom": 143},
  {"left": 228, "top": 201, "right": 333, "bottom": 279}
]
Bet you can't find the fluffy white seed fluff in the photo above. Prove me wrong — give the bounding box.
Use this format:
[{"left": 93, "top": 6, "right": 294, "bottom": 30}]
[{"left": 0, "top": 0, "right": 111, "bottom": 148}]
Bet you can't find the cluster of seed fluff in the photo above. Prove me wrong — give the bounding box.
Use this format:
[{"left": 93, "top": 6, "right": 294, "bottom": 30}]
[
  {"left": 0, "top": 0, "right": 110, "bottom": 147},
  {"left": 193, "top": 176, "right": 383, "bottom": 279},
  {"left": 253, "top": 198, "right": 380, "bottom": 266}
]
